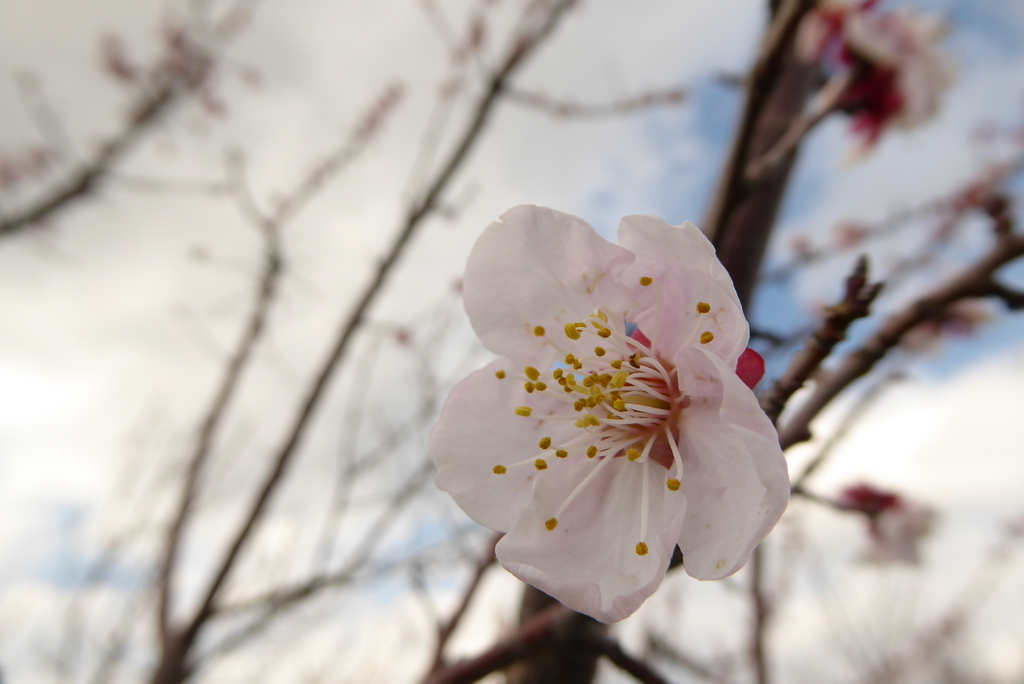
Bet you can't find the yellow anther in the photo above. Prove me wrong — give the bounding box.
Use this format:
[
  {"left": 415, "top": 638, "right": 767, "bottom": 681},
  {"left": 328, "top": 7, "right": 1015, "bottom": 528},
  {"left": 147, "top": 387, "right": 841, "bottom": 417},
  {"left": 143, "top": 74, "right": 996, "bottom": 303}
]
[
  {"left": 566, "top": 374, "right": 576, "bottom": 385},
  {"left": 667, "top": 479, "right": 681, "bottom": 491},
  {"left": 574, "top": 362, "right": 583, "bottom": 370},
  {"left": 525, "top": 366, "right": 540, "bottom": 381},
  {"left": 493, "top": 465, "right": 507, "bottom": 474},
  {"left": 587, "top": 414, "right": 601, "bottom": 426},
  {"left": 635, "top": 542, "right": 649, "bottom": 556},
  {"left": 582, "top": 375, "right": 594, "bottom": 387},
  {"left": 514, "top": 406, "right": 533, "bottom": 417},
  {"left": 564, "top": 354, "right": 577, "bottom": 365},
  {"left": 555, "top": 449, "right": 568, "bottom": 459},
  {"left": 535, "top": 459, "right": 548, "bottom": 471},
  {"left": 587, "top": 445, "right": 598, "bottom": 459},
  {"left": 590, "top": 320, "right": 604, "bottom": 329},
  {"left": 639, "top": 276, "right": 653, "bottom": 287},
  {"left": 564, "top": 385, "right": 573, "bottom": 393},
  {"left": 611, "top": 359, "right": 623, "bottom": 369},
  {"left": 613, "top": 399, "right": 626, "bottom": 411},
  {"left": 585, "top": 397, "right": 597, "bottom": 408},
  {"left": 495, "top": 370, "right": 506, "bottom": 379},
  {"left": 564, "top": 322, "right": 581, "bottom": 340},
  {"left": 630, "top": 354, "right": 642, "bottom": 368},
  {"left": 539, "top": 437, "right": 552, "bottom": 449},
  {"left": 611, "top": 371, "right": 630, "bottom": 388},
  {"left": 594, "top": 346, "right": 606, "bottom": 356},
  {"left": 599, "top": 374, "right": 612, "bottom": 385},
  {"left": 534, "top": 325, "right": 546, "bottom": 336},
  {"left": 545, "top": 518, "right": 558, "bottom": 531},
  {"left": 574, "top": 400, "right": 585, "bottom": 411},
  {"left": 574, "top": 418, "right": 588, "bottom": 428},
  {"left": 700, "top": 331, "right": 715, "bottom": 344},
  {"left": 557, "top": 377, "right": 567, "bottom": 386},
  {"left": 589, "top": 385, "right": 602, "bottom": 397},
  {"left": 696, "top": 302, "right": 711, "bottom": 314},
  {"left": 525, "top": 382, "right": 535, "bottom": 393},
  {"left": 627, "top": 448, "right": 641, "bottom": 461},
  {"left": 597, "top": 328, "right": 612, "bottom": 338},
  {"left": 553, "top": 368, "right": 564, "bottom": 379},
  {"left": 535, "top": 381, "right": 547, "bottom": 391},
  {"left": 596, "top": 310, "right": 608, "bottom": 323}
]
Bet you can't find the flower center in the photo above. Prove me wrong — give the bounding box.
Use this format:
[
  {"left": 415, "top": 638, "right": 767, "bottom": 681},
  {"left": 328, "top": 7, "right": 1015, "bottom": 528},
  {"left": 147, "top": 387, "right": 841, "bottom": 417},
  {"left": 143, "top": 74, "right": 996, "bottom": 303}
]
[{"left": 491, "top": 282, "right": 720, "bottom": 557}]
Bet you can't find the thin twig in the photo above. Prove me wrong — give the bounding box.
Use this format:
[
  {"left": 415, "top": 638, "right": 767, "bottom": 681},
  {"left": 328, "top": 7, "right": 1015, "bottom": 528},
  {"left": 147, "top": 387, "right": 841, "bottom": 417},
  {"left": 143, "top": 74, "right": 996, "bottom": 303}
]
[
  {"left": 749, "top": 546, "right": 771, "bottom": 684},
  {"left": 760, "top": 256, "right": 882, "bottom": 424},
  {"left": 790, "top": 371, "right": 903, "bottom": 491},
  {"left": 430, "top": 534, "right": 500, "bottom": 673},
  {"left": 505, "top": 85, "right": 687, "bottom": 118},
  {"left": 155, "top": 196, "right": 282, "bottom": 643},
  {"left": 0, "top": 6, "right": 254, "bottom": 237},
  {"left": 758, "top": 155, "right": 1024, "bottom": 284}
]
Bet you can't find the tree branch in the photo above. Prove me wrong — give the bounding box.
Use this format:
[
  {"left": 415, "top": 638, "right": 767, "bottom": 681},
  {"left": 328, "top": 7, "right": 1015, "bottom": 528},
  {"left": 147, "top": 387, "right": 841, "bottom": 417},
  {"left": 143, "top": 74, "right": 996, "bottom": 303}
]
[
  {"left": 578, "top": 637, "right": 677, "bottom": 684},
  {"left": 778, "top": 229, "right": 1024, "bottom": 450},
  {"left": 702, "top": 0, "right": 818, "bottom": 308},
  {"left": 759, "top": 256, "right": 882, "bottom": 424},
  {"left": 424, "top": 604, "right": 573, "bottom": 684}
]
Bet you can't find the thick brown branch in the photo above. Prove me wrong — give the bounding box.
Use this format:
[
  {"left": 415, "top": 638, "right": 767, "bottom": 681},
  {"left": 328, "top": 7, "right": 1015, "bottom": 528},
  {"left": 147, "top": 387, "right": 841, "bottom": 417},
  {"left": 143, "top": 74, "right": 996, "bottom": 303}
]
[
  {"left": 778, "top": 230, "right": 1024, "bottom": 450},
  {"left": 578, "top": 637, "right": 676, "bottom": 684},
  {"left": 759, "top": 256, "right": 882, "bottom": 424},
  {"left": 702, "top": 0, "right": 818, "bottom": 308},
  {"left": 424, "top": 604, "right": 573, "bottom": 684},
  {"left": 745, "top": 67, "right": 856, "bottom": 181}
]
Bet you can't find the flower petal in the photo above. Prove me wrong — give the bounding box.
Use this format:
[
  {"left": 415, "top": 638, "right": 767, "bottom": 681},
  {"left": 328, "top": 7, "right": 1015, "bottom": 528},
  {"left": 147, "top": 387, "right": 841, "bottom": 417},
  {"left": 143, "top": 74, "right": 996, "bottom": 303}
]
[
  {"left": 496, "top": 454, "right": 687, "bottom": 623},
  {"left": 464, "top": 205, "right": 636, "bottom": 368},
  {"left": 735, "top": 347, "right": 766, "bottom": 389},
  {"left": 429, "top": 358, "right": 583, "bottom": 532},
  {"left": 671, "top": 347, "right": 789, "bottom": 580},
  {"left": 617, "top": 216, "right": 748, "bottom": 365}
]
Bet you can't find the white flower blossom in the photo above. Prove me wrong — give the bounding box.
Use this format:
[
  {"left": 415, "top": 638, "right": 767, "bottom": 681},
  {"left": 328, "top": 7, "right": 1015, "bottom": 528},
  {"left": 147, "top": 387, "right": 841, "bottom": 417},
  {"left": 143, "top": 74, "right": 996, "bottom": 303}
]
[
  {"left": 798, "top": 1, "right": 952, "bottom": 144},
  {"left": 428, "top": 206, "right": 789, "bottom": 623}
]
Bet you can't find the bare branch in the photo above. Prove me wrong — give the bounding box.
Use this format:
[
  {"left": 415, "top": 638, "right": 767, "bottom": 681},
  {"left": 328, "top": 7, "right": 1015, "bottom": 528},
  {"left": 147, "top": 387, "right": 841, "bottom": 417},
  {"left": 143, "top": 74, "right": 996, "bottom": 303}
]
[
  {"left": 778, "top": 228, "right": 1024, "bottom": 450},
  {"left": 760, "top": 256, "right": 882, "bottom": 424}
]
